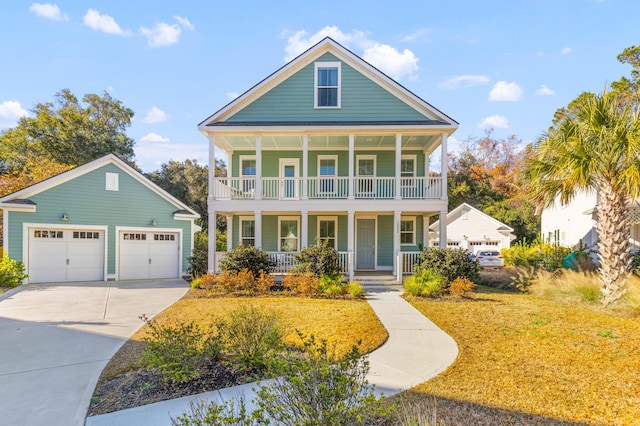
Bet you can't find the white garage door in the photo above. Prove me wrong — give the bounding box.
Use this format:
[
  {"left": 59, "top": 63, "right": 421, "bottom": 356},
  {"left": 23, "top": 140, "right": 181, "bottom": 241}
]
[
  {"left": 28, "top": 228, "right": 105, "bottom": 283},
  {"left": 119, "top": 231, "right": 180, "bottom": 280},
  {"left": 469, "top": 240, "right": 502, "bottom": 253}
]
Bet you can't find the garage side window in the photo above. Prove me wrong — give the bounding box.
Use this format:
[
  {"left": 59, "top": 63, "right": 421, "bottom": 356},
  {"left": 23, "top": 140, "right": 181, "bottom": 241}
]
[
  {"left": 106, "top": 172, "right": 119, "bottom": 191},
  {"left": 123, "top": 233, "right": 147, "bottom": 240},
  {"left": 34, "top": 230, "right": 63, "bottom": 238}
]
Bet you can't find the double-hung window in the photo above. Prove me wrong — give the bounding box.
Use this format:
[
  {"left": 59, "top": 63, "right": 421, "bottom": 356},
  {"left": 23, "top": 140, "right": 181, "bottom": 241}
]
[
  {"left": 279, "top": 218, "right": 299, "bottom": 252},
  {"left": 239, "top": 217, "right": 255, "bottom": 246},
  {"left": 239, "top": 155, "right": 256, "bottom": 195},
  {"left": 318, "top": 155, "right": 337, "bottom": 194},
  {"left": 315, "top": 62, "right": 341, "bottom": 108},
  {"left": 400, "top": 155, "right": 417, "bottom": 197},
  {"left": 400, "top": 218, "right": 416, "bottom": 245},
  {"left": 318, "top": 216, "right": 337, "bottom": 249}
]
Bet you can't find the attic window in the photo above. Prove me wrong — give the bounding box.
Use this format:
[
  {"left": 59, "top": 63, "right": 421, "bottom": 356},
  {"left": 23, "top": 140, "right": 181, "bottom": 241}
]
[
  {"left": 106, "top": 172, "right": 119, "bottom": 191},
  {"left": 315, "top": 62, "right": 341, "bottom": 108}
]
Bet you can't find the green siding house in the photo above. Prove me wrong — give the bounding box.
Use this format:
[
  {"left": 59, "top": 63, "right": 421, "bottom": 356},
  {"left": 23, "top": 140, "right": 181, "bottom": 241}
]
[
  {"left": 198, "top": 37, "right": 458, "bottom": 283},
  {"left": 0, "top": 154, "right": 199, "bottom": 283}
]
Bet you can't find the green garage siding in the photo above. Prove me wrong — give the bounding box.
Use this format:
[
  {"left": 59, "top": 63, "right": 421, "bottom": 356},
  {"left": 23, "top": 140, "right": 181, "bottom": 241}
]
[
  {"left": 7, "top": 163, "right": 192, "bottom": 275},
  {"left": 227, "top": 53, "right": 430, "bottom": 123}
]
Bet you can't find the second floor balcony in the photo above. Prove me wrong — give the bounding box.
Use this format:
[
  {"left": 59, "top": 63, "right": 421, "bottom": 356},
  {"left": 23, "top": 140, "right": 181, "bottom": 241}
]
[{"left": 211, "top": 175, "right": 443, "bottom": 200}]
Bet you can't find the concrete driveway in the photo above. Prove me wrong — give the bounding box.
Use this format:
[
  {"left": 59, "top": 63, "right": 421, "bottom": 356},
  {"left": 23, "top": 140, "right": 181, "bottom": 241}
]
[{"left": 0, "top": 279, "right": 189, "bottom": 426}]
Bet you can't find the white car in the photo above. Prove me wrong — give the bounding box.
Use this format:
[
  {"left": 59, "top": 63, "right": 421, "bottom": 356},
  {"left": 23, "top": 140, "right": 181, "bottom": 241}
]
[{"left": 476, "top": 250, "right": 504, "bottom": 268}]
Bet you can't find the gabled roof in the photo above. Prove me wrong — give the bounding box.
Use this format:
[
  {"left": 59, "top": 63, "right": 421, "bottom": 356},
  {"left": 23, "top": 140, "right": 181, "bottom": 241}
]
[
  {"left": 430, "top": 203, "right": 514, "bottom": 233},
  {"left": 198, "top": 37, "right": 458, "bottom": 131},
  {"left": 0, "top": 154, "right": 199, "bottom": 218}
]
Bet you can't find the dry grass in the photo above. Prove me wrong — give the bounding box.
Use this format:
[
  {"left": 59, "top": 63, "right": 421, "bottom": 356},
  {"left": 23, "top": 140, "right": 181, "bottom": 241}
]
[
  {"left": 400, "top": 286, "right": 640, "bottom": 425},
  {"left": 99, "top": 291, "right": 388, "bottom": 383}
]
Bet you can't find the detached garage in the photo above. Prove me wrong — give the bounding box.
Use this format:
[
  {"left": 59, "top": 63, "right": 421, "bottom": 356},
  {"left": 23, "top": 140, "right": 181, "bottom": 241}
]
[{"left": 0, "top": 155, "right": 199, "bottom": 283}]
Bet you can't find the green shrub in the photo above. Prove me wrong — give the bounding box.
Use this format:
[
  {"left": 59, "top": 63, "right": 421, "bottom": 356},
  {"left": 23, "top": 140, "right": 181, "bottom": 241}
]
[
  {"left": 139, "top": 315, "right": 222, "bottom": 383},
  {"left": 171, "top": 398, "right": 253, "bottom": 426},
  {"left": 254, "top": 332, "right": 389, "bottom": 425},
  {"left": 501, "top": 238, "right": 572, "bottom": 270},
  {"left": 187, "top": 231, "right": 209, "bottom": 278},
  {"left": 189, "top": 277, "right": 202, "bottom": 289},
  {"left": 347, "top": 281, "right": 365, "bottom": 298},
  {"left": 220, "top": 245, "right": 275, "bottom": 277},
  {"left": 419, "top": 248, "right": 478, "bottom": 284},
  {"left": 0, "top": 256, "right": 28, "bottom": 288},
  {"left": 448, "top": 277, "right": 476, "bottom": 298},
  {"left": 403, "top": 269, "right": 445, "bottom": 297},
  {"left": 319, "top": 273, "right": 346, "bottom": 296},
  {"left": 294, "top": 240, "right": 341, "bottom": 277},
  {"left": 216, "top": 305, "right": 283, "bottom": 372}
]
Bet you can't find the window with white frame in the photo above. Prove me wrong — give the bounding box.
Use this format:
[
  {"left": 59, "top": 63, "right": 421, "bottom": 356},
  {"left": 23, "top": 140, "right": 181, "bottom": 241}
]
[
  {"left": 106, "top": 172, "right": 119, "bottom": 191},
  {"left": 239, "top": 155, "right": 256, "bottom": 194},
  {"left": 315, "top": 62, "right": 341, "bottom": 108},
  {"left": 318, "top": 217, "right": 337, "bottom": 249},
  {"left": 318, "top": 155, "right": 337, "bottom": 193},
  {"left": 279, "top": 218, "right": 299, "bottom": 252},
  {"left": 401, "top": 155, "right": 416, "bottom": 183},
  {"left": 400, "top": 218, "right": 416, "bottom": 245},
  {"left": 356, "top": 155, "right": 376, "bottom": 195},
  {"left": 239, "top": 217, "right": 255, "bottom": 246}
]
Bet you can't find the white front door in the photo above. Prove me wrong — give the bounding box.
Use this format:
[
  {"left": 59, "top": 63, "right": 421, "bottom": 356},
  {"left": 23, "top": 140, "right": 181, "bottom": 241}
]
[
  {"left": 28, "top": 228, "right": 105, "bottom": 283},
  {"left": 119, "top": 231, "right": 180, "bottom": 280},
  {"left": 279, "top": 159, "right": 299, "bottom": 199}
]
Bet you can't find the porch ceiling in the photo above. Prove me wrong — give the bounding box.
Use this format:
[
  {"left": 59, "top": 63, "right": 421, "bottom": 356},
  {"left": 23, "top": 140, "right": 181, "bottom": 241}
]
[{"left": 218, "top": 134, "right": 441, "bottom": 152}]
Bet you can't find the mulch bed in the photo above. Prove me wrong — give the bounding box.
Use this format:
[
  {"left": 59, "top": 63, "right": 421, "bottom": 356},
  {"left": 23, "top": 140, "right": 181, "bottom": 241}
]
[{"left": 87, "top": 361, "right": 249, "bottom": 416}]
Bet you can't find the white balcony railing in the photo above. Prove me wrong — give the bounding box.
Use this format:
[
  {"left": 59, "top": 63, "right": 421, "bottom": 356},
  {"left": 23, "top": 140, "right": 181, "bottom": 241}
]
[
  {"left": 214, "top": 251, "right": 351, "bottom": 276},
  {"left": 396, "top": 251, "right": 421, "bottom": 283},
  {"left": 211, "top": 176, "right": 442, "bottom": 200}
]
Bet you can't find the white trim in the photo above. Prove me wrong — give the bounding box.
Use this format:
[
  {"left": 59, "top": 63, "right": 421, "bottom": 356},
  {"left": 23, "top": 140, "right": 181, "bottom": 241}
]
[
  {"left": 2, "top": 208, "right": 8, "bottom": 258},
  {"left": 238, "top": 215, "right": 256, "bottom": 246},
  {"left": 239, "top": 155, "right": 257, "bottom": 177},
  {"left": 317, "top": 155, "right": 338, "bottom": 194},
  {"left": 0, "top": 154, "right": 199, "bottom": 218},
  {"left": 430, "top": 202, "right": 514, "bottom": 232},
  {"left": 22, "top": 223, "right": 108, "bottom": 284},
  {"left": 115, "top": 226, "right": 183, "bottom": 280},
  {"left": 401, "top": 154, "right": 417, "bottom": 178},
  {"left": 400, "top": 216, "right": 417, "bottom": 246},
  {"left": 105, "top": 172, "right": 119, "bottom": 191},
  {"left": 355, "top": 215, "right": 377, "bottom": 270},
  {"left": 279, "top": 158, "right": 300, "bottom": 199},
  {"left": 356, "top": 155, "right": 377, "bottom": 177},
  {"left": 278, "top": 216, "right": 300, "bottom": 252},
  {"left": 314, "top": 61, "right": 341, "bottom": 109},
  {"left": 317, "top": 215, "right": 338, "bottom": 249}
]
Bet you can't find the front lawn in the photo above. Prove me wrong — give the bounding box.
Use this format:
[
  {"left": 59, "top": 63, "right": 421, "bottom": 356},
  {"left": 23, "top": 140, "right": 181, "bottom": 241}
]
[
  {"left": 398, "top": 286, "right": 640, "bottom": 425},
  {"left": 89, "top": 292, "right": 388, "bottom": 415}
]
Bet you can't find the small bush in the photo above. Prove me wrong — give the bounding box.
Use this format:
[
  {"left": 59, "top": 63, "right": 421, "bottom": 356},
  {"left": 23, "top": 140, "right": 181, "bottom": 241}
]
[
  {"left": 419, "top": 248, "right": 478, "bottom": 284},
  {"left": 197, "top": 273, "right": 219, "bottom": 291},
  {"left": 187, "top": 231, "right": 209, "bottom": 278},
  {"left": 282, "top": 271, "right": 321, "bottom": 296},
  {"left": 189, "top": 277, "right": 202, "bottom": 289},
  {"left": 0, "top": 256, "right": 28, "bottom": 287},
  {"left": 139, "top": 315, "right": 222, "bottom": 383},
  {"left": 171, "top": 398, "right": 253, "bottom": 426},
  {"left": 403, "top": 269, "right": 445, "bottom": 297},
  {"left": 294, "top": 240, "right": 342, "bottom": 277},
  {"left": 319, "top": 273, "right": 346, "bottom": 296},
  {"left": 255, "top": 270, "right": 275, "bottom": 294},
  {"left": 347, "top": 281, "right": 365, "bottom": 298},
  {"left": 254, "top": 332, "right": 389, "bottom": 425},
  {"left": 448, "top": 277, "right": 476, "bottom": 298},
  {"left": 216, "top": 305, "right": 283, "bottom": 372},
  {"left": 220, "top": 245, "right": 275, "bottom": 277},
  {"left": 395, "top": 397, "right": 442, "bottom": 426}
]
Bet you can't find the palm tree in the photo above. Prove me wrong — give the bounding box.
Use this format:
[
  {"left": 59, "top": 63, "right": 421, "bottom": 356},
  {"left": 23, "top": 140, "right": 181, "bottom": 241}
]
[{"left": 525, "top": 90, "right": 640, "bottom": 304}]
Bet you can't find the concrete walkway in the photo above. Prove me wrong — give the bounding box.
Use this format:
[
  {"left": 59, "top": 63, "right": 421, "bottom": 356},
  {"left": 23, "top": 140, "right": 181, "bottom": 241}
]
[
  {"left": 0, "top": 279, "right": 189, "bottom": 426},
  {"left": 86, "top": 288, "right": 458, "bottom": 425}
]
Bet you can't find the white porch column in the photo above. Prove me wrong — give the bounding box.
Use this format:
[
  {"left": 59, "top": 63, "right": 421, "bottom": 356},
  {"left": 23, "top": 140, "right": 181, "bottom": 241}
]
[
  {"left": 348, "top": 134, "right": 355, "bottom": 199},
  {"left": 395, "top": 134, "right": 402, "bottom": 200},
  {"left": 302, "top": 134, "right": 308, "bottom": 200},
  {"left": 254, "top": 211, "right": 262, "bottom": 249},
  {"left": 347, "top": 211, "right": 355, "bottom": 281},
  {"left": 226, "top": 215, "right": 232, "bottom": 250},
  {"left": 439, "top": 209, "right": 447, "bottom": 248},
  {"left": 227, "top": 150, "right": 233, "bottom": 179},
  {"left": 422, "top": 215, "right": 429, "bottom": 249},
  {"left": 393, "top": 211, "right": 401, "bottom": 275},
  {"left": 208, "top": 209, "right": 216, "bottom": 273},
  {"left": 255, "top": 135, "right": 262, "bottom": 200},
  {"left": 301, "top": 209, "right": 308, "bottom": 248},
  {"left": 440, "top": 133, "right": 448, "bottom": 200},
  {"left": 208, "top": 136, "right": 216, "bottom": 198}
]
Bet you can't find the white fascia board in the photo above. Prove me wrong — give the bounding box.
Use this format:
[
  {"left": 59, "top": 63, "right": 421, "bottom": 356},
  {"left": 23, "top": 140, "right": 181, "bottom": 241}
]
[{"left": 0, "top": 203, "right": 37, "bottom": 212}]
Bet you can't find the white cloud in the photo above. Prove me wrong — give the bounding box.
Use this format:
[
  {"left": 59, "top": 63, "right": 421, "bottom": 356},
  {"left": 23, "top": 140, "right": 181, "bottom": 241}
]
[
  {"left": 140, "top": 132, "right": 169, "bottom": 143},
  {"left": 401, "top": 28, "right": 432, "bottom": 42},
  {"left": 283, "top": 26, "right": 419, "bottom": 80},
  {"left": 226, "top": 92, "right": 240, "bottom": 100},
  {"left": 489, "top": 81, "right": 523, "bottom": 101},
  {"left": 536, "top": 85, "right": 555, "bottom": 96},
  {"left": 478, "top": 115, "right": 509, "bottom": 129},
  {"left": 561, "top": 47, "right": 572, "bottom": 55},
  {"left": 29, "top": 3, "right": 67, "bottom": 20},
  {"left": 140, "top": 22, "right": 181, "bottom": 47},
  {"left": 439, "top": 75, "right": 490, "bottom": 89},
  {"left": 0, "top": 100, "right": 28, "bottom": 121},
  {"left": 83, "top": 9, "right": 130, "bottom": 35},
  {"left": 362, "top": 44, "right": 418, "bottom": 81},
  {"left": 142, "top": 106, "right": 169, "bottom": 124},
  {"left": 174, "top": 16, "right": 194, "bottom": 31},
  {"left": 283, "top": 26, "right": 371, "bottom": 61}
]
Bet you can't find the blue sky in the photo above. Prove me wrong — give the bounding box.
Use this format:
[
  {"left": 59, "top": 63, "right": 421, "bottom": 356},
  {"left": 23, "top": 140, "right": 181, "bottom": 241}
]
[{"left": 1, "top": 1, "right": 639, "bottom": 171}]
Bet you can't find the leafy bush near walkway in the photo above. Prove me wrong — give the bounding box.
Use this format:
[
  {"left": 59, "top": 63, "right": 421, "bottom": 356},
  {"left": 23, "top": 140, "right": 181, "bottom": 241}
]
[
  {"left": 220, "top": 245, "right": 275, "bottom": 277},
  {"left": 418, "top": 247, "right": 479, "bottom": 284},
  {"left": 0, "top": 256, "right": 28, "bottom": 288}
]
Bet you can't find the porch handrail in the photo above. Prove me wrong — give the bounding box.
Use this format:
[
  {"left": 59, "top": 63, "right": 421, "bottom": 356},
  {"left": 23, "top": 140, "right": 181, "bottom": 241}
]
[{"left": 396, "top": 251, "right": 421, "bottom": 283}]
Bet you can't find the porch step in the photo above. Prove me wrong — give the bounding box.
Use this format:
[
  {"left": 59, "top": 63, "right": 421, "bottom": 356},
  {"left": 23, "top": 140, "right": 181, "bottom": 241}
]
[{"left": 353, "top": 274, "right": 400, "bottom": 286}]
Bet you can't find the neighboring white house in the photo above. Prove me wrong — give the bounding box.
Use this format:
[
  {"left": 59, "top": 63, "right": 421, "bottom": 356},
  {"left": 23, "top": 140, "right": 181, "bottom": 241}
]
[
  {"left": 429, "top": 203, "right": 515, "bottom": 253},
  {"left": 541, "top": 190, "right": 640, "bottom": 251}
]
